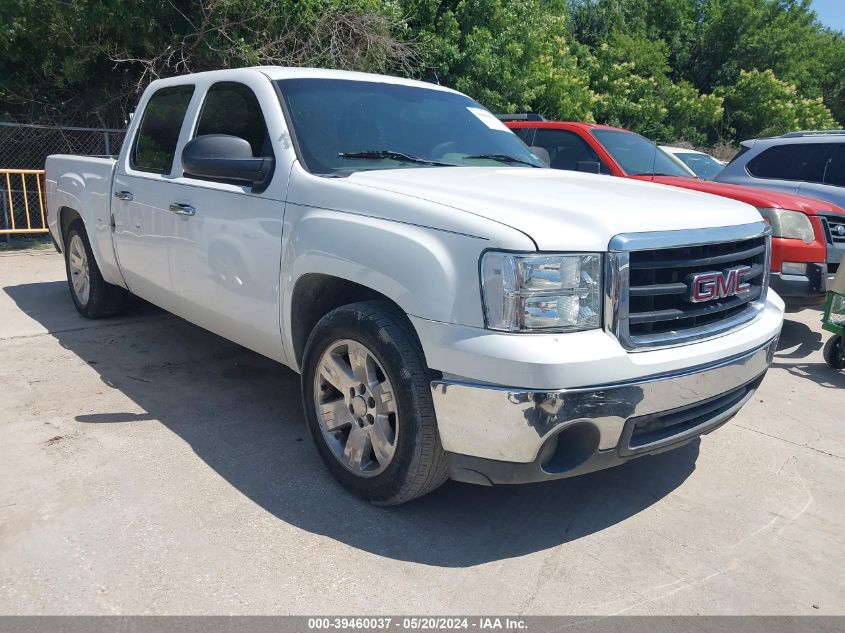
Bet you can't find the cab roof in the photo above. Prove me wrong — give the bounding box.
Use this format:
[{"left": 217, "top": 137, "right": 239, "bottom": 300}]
[
  {"left": 147, "top": 65, "right": 461, "bottom": 95},
  {"left": 504, "top": 119, "right": 629, "bottom": 133}
]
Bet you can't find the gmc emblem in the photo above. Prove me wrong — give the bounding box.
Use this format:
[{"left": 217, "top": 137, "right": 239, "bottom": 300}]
[{"left": 686, "top": 265, "right": 753, "bottom": 303}]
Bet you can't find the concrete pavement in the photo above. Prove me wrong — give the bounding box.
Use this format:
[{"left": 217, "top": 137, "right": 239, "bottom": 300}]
[{"left": 0, "top": 250, "right": 843, "bottom": 615}]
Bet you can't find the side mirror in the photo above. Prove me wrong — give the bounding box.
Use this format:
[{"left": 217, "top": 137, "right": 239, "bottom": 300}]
[
  {"left": 576, "top": 161, "right": 602, "bottom": 174},
  {"left": 182, "top": 134, "right": 273, "bottom": 187}
]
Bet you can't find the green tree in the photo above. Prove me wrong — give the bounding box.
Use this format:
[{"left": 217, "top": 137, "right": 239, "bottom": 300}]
[
  {"left": 717, "top": 69, "right": 837, "bottom": 140},
  {"left": 813, "top": 29, "right": 845, "bottom": 128},
  {"left": 568, "top": 0, "right": 843, "bottom": 139},
  {"left": 2, "top": 0, "right": 845, "bottom": 143},
  {"left": 0, "top": 0, "right": 416, "bottom": 126},
  {"left": 0, "top": 0, "right": 169, "bottom": 125},
  {"left": 569, "top": 0, "right": 697, "bottom": 76},
  {"left": 585, "top": 32, "right": 723, "bottom": 143},
  {"left": 405, "top": 0, "right": 595, "bottom": 119},
  {"left": 569, "top": 0, "right": 830, "bottom": 97},
  {"left": 690, "top": 0, "right": 822, "bottom": 92}
]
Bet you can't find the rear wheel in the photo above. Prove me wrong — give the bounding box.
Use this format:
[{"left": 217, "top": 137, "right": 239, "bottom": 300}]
[
  {"left": 301, "top": 301, "right": 448, "bottom": 505},
  {"left": 823, "top": 335, "right": 845, "bottom": 370},
  {"left": 64, "top": 220, "right": 128, "bottom": 318}
]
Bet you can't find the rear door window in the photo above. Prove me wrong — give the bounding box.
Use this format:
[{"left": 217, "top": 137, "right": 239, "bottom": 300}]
[
  {"left": 532, "top": 129, "right": 606, "bottom": 173},
  {"left": 823, "top": 145, "right": 845, "bottom": 187},
  {"left": 131, "top": 85, "right": 195, "bottom": 174},
  {"left": 746, "top": 143, "right": 835, "bottom": 183}
]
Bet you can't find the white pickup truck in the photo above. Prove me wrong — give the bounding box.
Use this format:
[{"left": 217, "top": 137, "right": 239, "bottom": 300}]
[{"left": 46, "top": 67, "right": 784, "bottom": 505}]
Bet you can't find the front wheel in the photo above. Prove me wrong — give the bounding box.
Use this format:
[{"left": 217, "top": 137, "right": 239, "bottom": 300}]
[
  {"left": 823, "top": 335, "right": 845, "bottom": 370},
  {"left": 301, "top": 301, "right": 448, "bottom": 505},
  {"left": 64, "top": 220, "right": 128, "bottom": 318}
]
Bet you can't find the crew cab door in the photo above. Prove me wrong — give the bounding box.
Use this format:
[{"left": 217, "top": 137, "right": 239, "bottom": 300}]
[
  {"left": 112, "top": 84, "right": 196, "bottom": 313},
  {"left": 162, "top": 78, "right": 292, "bottom": 362}
]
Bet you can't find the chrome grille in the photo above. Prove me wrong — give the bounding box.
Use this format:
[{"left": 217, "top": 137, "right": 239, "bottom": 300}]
[
  {"left": 822, "top": 214, "right": 845, "bottom": 245},
  {"left": 606, "top": 223, "right": 771, "bottom": 350}
]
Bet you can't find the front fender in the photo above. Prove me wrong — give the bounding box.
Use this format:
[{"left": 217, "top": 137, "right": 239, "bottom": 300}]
[{"left": 280, "top": 203, "right": 494, "bottom": 365}]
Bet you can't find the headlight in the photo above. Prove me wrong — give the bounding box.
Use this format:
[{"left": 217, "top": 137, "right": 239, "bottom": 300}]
[
  {"left": 481, "top": 252, "right": 602, "bottom": 332},
  {"left": 756, "top": 208, "right": 814, "bottom": 243}
]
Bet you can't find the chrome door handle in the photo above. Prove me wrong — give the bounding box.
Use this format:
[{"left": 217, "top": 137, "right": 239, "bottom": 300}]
[
  {"left": 114, "top": 190, "right": 133, "bottom": 201},
  {"left": 169, "top": 203, "right": 196, "bottom": 216}
]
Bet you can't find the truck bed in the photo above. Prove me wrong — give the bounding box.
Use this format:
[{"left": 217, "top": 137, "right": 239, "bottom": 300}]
[{"left": 45, "top": 154, "right": 124, "bottom": 287}]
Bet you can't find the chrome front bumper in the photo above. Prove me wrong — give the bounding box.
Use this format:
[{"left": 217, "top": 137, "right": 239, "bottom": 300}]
[{"left": 431, "top": 335, "right": 779, "bottom": 485}]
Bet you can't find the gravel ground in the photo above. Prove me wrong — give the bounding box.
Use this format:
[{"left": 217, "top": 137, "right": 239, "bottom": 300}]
[{"left": 1, "top": 249, "right": 843, "bottom": 615}]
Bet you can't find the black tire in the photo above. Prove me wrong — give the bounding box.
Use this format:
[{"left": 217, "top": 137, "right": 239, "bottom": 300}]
[
  {"left": 823, "top": 335, "right": 845, "bottom": 370},
  {"left": 301, "top": 301, "right": 448, "bottom": 505},
  {"left": 64, "top": 220, "right": 128, "bottom": 318}
]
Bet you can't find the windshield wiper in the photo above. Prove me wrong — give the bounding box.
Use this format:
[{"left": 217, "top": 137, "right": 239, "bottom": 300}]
[
  {"left": 338, "top": 150, "right": 455, "bottom": 167},
  {"left": 463, "top": 153, "right": 542, "bottom": 167}
]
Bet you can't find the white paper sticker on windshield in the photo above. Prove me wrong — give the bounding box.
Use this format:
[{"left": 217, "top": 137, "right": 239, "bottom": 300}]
[{"left": 467, "top": 107, "right": 511, "bottom": 132}]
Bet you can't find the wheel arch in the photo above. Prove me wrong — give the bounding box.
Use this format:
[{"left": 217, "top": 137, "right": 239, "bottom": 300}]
[
  {"left": 289, "top": 273, "right": 423, "bottom": 370},
  {"left": 57, "top": 205, "right": 126, "bottom": 289},
  {"left": 59, "top": 206, "right": 83, "bottom": 248}
]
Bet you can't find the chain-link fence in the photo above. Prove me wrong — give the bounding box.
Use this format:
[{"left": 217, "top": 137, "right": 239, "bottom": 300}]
[
  {"left": 0, "top": 122, "right": 126, "bottom": 170},
  {"left": 0, "top": 123, "right": 126, "bottom": 237}
]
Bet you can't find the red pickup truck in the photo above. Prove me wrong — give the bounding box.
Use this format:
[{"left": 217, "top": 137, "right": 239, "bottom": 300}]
[{"left": 504, "top": 116, "right": 843, "bottom": 307}]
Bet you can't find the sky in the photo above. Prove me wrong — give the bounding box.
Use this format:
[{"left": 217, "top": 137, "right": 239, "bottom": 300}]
[{"left": 812, "top": 0, "right": 845, "bottom": 33}]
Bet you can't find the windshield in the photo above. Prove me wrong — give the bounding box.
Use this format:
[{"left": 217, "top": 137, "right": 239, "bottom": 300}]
[
  {"left": 673, "top": 152, "right": 725, "bottom": 180},
  {"left": 592, "top": 129, "right": 691, "bottom": 177},
  {"left": 275, "top": 78, "right": 545, "bottom": 175}
]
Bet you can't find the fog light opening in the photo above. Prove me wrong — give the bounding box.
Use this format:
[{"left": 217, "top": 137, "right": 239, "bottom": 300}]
[
  {"left": 539, "top": 422, "right": 601, "bottom": 474},
  {"left": 781, "top": 262, "right": 808, "bottom": 276}
]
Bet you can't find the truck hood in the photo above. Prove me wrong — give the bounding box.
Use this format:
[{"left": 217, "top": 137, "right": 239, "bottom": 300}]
[
  {"left": 347, "top": 167, "right": 763, "bottom": 251},
  {"left": 643, "top": 175, "right": 845, "bottom": 216}
]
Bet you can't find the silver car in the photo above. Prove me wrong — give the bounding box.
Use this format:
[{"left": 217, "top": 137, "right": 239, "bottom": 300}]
[
  {"left": 716, "top": 130, "right": 845, "bottom": 280},
  {"left": 660, "top": 145, "right": 726, "bottom": 180}
]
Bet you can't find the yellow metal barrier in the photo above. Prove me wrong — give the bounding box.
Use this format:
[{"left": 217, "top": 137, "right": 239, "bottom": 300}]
[{"left": 1, "top": 169, "right": 48, "bottom": 234}]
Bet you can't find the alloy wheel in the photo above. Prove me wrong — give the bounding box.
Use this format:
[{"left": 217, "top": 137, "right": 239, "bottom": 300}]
[
  {"left": 68, "top": 234, "right": 90, "bottom": 306},
  {"left": 313, "top": 339, "right": 399, "bottom": 477}
]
